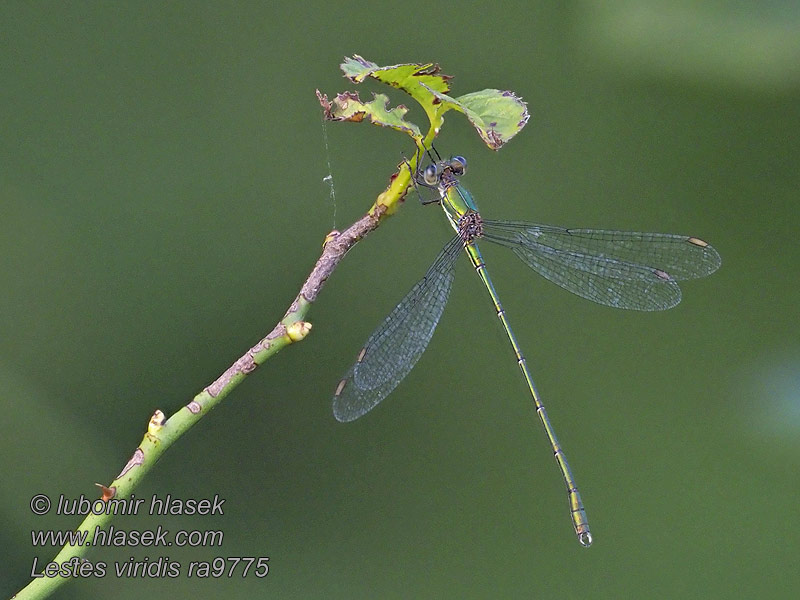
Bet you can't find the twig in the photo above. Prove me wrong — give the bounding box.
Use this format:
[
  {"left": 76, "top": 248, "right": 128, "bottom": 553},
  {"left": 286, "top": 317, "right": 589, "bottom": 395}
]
[{"left": 11, "top": 165, "right": 408, "bottom": 600}]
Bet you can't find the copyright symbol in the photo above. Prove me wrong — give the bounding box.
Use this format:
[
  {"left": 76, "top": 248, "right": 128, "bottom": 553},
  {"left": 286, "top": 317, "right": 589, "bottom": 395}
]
[{"left": 30, "top": 494, "right": 51, "bottom": 515}]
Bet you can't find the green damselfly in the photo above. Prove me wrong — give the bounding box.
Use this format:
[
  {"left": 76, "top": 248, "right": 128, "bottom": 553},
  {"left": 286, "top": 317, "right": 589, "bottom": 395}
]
[{"left": 333, "top": 155, "right": 721, "bottom": 546}]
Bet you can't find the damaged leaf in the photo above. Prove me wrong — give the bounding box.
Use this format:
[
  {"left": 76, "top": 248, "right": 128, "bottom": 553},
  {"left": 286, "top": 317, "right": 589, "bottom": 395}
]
[
  {"left": 316, "top": 90, "right": 422, "bottom": 141},
  {"left": 340, "top": 55, "right": 451, "bottom": 97},
  {"left": 339, "top": 55, "right": 454, "bottom": 135},
  {"left": 321, "top": 56, "right": 528, "bottom": 151},
  {"left": 421, "top": 86, "right": 529, "bottom": 150}
]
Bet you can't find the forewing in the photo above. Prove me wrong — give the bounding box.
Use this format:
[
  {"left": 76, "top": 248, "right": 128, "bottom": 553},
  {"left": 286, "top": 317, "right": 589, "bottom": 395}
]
[
  {"left": 333, "top": 236, "right": 462, "bottom": 422},
  {"left": 483, "top": 221, "right": 721, "bottom": 311}
]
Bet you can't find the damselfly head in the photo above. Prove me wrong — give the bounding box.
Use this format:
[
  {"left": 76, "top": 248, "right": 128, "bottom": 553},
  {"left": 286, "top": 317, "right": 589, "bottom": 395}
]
[{"left": 412, "top": 150, "right": 468, "bottom": 203}]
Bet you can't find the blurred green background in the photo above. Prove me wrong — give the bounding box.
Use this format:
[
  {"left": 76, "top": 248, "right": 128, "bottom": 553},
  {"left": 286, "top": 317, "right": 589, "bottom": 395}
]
[{"left": 2, "top": 2, "right": 798, "bottom": 598}]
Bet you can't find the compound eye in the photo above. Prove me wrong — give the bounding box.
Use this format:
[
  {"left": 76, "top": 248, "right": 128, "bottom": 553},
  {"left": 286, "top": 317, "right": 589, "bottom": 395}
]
[
  {"left": 423, "top": 164, "right": 440, "bottom": 186},
  {"left": 450, "top": 156, "right": 467, "bottom": 175}
]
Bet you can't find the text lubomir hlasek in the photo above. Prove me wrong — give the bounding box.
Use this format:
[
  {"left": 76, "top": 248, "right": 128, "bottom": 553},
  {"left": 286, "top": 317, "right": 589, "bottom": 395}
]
[{"left": 56, "top": 494, "right": 225, "bottom": 516}]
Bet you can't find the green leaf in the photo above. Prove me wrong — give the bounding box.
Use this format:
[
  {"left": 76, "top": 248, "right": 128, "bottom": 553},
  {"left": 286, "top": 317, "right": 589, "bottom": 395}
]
[
  {"left": 340, "top": 55, "right": 451, "bottom": 95},
  {"left": 339, "top": 55, "right": 453, "bottom": 136},
  {"left": 316, "top": 89, "right": 422, "bottom": 141},
  {"left": 422, "top": 85, "right": 529, "bottom": 150}
]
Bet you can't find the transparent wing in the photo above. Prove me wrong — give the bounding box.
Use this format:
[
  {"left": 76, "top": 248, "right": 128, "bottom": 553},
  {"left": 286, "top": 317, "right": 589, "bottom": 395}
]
[
  {"left": 333, "top": 236, "right": 462, "bottom": 422},
  {"left": 482, "top": 221, "right": 721, "bottom": 311}
]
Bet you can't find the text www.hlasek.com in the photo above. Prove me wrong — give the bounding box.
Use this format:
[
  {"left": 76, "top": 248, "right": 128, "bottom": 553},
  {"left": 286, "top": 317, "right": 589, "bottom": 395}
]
[{"left": 31, "top": 525, "right": 223, "bottom": 547}]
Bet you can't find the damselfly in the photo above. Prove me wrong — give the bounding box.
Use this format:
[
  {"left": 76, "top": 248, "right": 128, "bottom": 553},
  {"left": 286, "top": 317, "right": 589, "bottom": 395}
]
[{"left": 333, "top": 155, "right": 721, "bottom": 546}]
